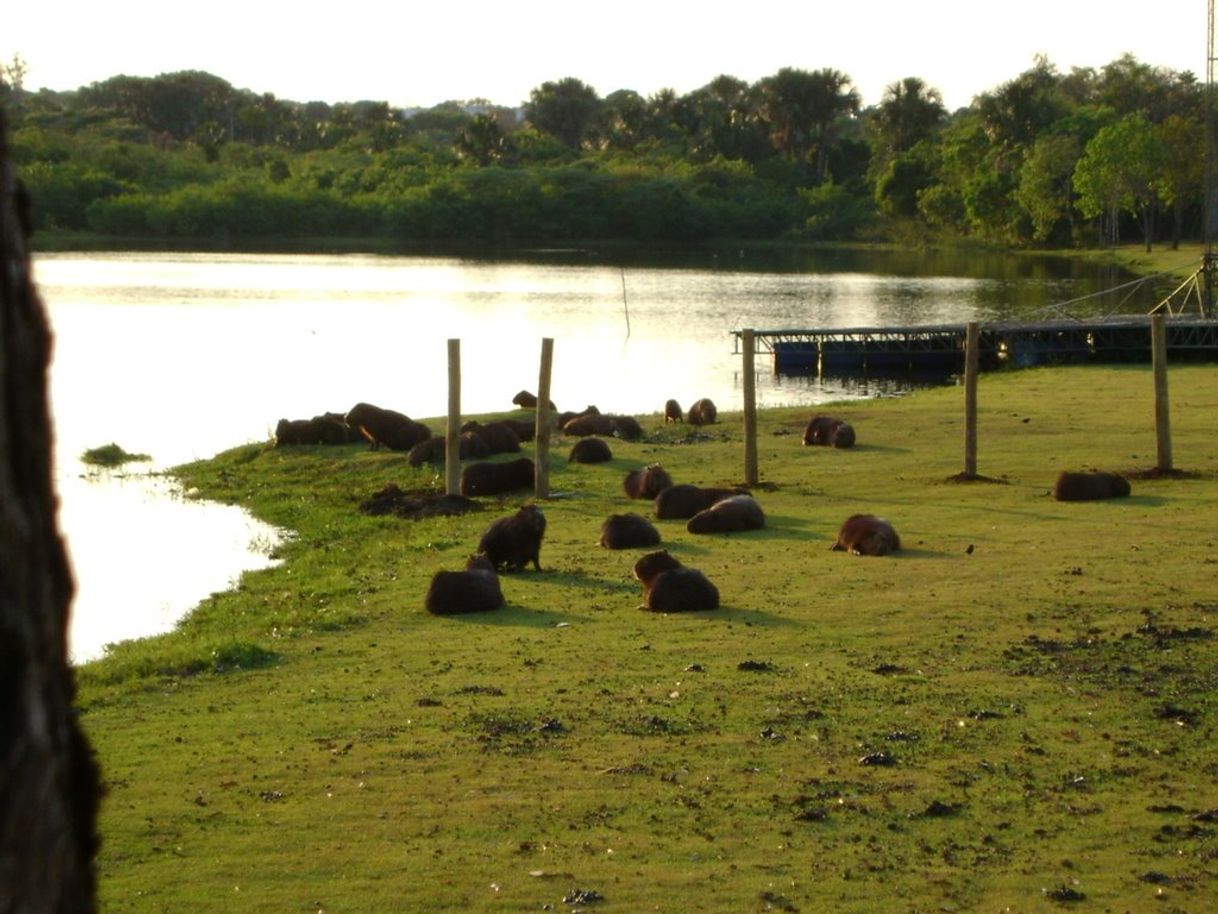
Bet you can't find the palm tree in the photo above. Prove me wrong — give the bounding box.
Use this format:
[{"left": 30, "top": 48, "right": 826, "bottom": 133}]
[{"left": 758, "top": 67, "right": 860, "bottom": 180}]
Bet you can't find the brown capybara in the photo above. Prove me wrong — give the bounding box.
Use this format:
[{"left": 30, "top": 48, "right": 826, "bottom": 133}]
[
  {"left": 407, "top": 431, "right": 490, "bottom": 467},
  {"left": 477, "top": 504, "right": 546, "bottom": 572},
  {"left": 460, "top": 420, "right": 521, "bottom": 455},
  {"left": 687, "top": 494, "right": 765, "bottom": 534},
  {"left": 832, "top": 514, "right": 901, "bottom": 556},
  {"left": 633, "top": 550, "right": 720, "bottom": 612},
  {"left": 512, "top": 390, "right": 556, "bottom": 411},
  {"left": 275, "top": 414, "right": 354, "bottom": 446},
  {"left": 688, "top": 398, "right": 718, "bottom": 426},
  {"left": 557, "top": 405, "right": 600, "bottom": 428},
  {"left": 460, "top": 457, "right": 535, "bottom": 497},
  {"left": 563, "top": 412, "right": 616, "bottom": 437},
  {"left": 803, "top": 415, "right": 855, "bottom": 448},
  {"left": 623, "top": 464, "right": 674, "bottom": 499},
  {"left": 499, "top": 418, "right": 536, "bottom": 443},
  {"left": 424, "top": 555, "right": 505, "bottom": 615},
  {"left": 609, "top": 414, "right": 644, "bottom": 441},
  {"left": 600, "top": 513, "right": 662, "bottom": 549},
  {"left": 346, "top": 402, "right": 432, "bottom": 451},
  {"left": 665, "top": 399, "right": 683, "bottom": 423},
  {"left": 322, "top": 411, "right": 366, "bottom": 443},
  {"left": 654, "top": 483, "right": 747, "bottom": 519},
  {"left": 1053, "top": 471, "right": 1132, "bottom": 502},
  {"left": 569, "top": 437, "right": 613, "bottom": 463}
]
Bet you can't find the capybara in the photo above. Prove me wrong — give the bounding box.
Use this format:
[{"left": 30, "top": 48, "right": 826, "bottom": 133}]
[
  {"left": 687, "top": 494, "right": 765, "bottom": 534},
  {"left": 461, "top": 420, "right": 521, "bottom": 455},
  {"left": 665, "top": 399, "right": 683, "bottom": 423},
  {"left": 407, "top": 431, "right": 490, "bottom": 467},
  {"left": 477, "top": 504, "right": 546, "bottom": 572},
  {"left": 1053, "top": 470, "right": 1132, "bottom": 502},
  {"left": 499, "top": 418, "right": 536, "bottom": 443},
  {"left": 599, "top": 513, "right": 662, "bottom": 549},
  {"left": 633, "top": 550, "right": 719, "bottom": 612},
  {"left": 275, "top": 414, "right": 353, "bottom": 446},
  {"left": 654, "top": 483, "right": 747, "bottom": 519},
  {"left": 610, "top": 414, "right": 644, "bottom": 441},
  {"left": 460, "top": 457, "right": 535, "bottom": 497},
  {"left": 688, "top": 398, "right": 718, "bottom": 426},
  {"left": 569, "top": 437, "right": 613, "bottom": 463},
  {"left": 424, "top": 555, "right": 505, "bottom": 615},
  {"left": 832, "top": 514, "right": 901, "bottom": 556},
  {"left": 563, "top": 412, "right": 616, "bottom": 437},
  {"left": 624, "top": 463, "right": 674, "bottom": 499},
  {"left": 557, "top": 406, "right": 600, "bottom": 428},
  {"left": 512, "top": 390, "right": 556, "bottom": 411},
  {"left": 803, "top": 415, "right": 856, "bottom": 448},
  {"left": 346, "top": 402, "right": 432, "bottom": 451}
]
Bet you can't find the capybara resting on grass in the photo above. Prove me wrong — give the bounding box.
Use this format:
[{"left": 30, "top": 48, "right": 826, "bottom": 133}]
[
  {"left": 460, "top": 457, "right": 535, "bottom": 497},
  {"left": 599, "top": 513, "right": 662, "bottom": 549},
  {"left": 512, "top": 390, "right": 556, "bottom": 411},
  {"left": 1053, "top": 470, "right": 1132, "bottom": 501},
  {"left": 477, "top": 504, "right": 546, "bottom": 572},
  {"left": 654, "top": 483, "right": 746, "bottom": 519},
  {"left": 557, "top": 405, "right": 600, "bottom": 428},
  {"left": 665, "top": 399, "right": 683, "bottom": 423},
  {"left": 563, "top": 412, "right": 616, "bottom": 437},
  {"left": 634, "top": 550, "right": 720, "bottom": 612},
  {"left": 460, "top": 420, "right": 521, "bottom": 455},
  {"left": 275, "top": 416, "right": 349, "bottom": 446},
  {"left": 832, "top": 514, "right": 900, "bottom": 556},
  {"left": 803, "top": 415, "right": 855, "bottom": 448},
  {"left": 688, "top": 398, "right": 718, "bottom": 426},
  {"left": 425, "top": 555, "right": 505, "bottom": 615},
  {"left": 687, "top": 494, "right": 765, "bottom": 534},
  {"left": 407, "top": 431, "right": 490, "bottom": 467},
  {"left": 569, "top": 437, "right": 613, "bottom": 463},
  {"left": 624, "top": 463, "right": 674, "bottom": 499},
  {"left": 499, "top": 418, "right": 536, "bottom": 443},
  {"left": 346, "top": 402, "right": 432, "bottom": 451},
  {"left": 609, "top": 414, "right": 644, "bottom": 441}
]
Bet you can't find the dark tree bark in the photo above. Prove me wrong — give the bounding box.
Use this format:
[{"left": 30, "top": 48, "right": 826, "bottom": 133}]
[{"left": 0, "top": 109, "right": 101, "bottom": 912}]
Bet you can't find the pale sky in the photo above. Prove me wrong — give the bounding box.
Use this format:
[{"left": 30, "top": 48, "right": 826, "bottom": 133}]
[{"left": 5, "top": 1, "right": 1207, "bottom": 112}]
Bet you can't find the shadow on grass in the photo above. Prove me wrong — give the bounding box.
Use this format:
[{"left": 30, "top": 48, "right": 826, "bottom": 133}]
[{"left": 445, "top": 604, "right": 591, "bottom": 627}]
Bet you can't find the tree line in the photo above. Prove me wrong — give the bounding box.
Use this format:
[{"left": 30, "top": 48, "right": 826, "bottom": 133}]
[{"left": 0, "top": 54, "right": 1205, "bottom": 250}]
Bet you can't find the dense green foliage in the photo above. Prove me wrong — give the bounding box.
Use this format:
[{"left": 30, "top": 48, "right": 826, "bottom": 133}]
[
  {"left": 75, "top": 365, "right": 1218, "bottom": 912},
  {"left": 0, "top": 54, "right": 1206, "bottom": 249}
]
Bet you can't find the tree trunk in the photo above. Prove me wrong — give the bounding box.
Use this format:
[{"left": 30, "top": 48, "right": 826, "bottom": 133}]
[{"left": 0, "top": 110, "right": 102, "bottom": 914}]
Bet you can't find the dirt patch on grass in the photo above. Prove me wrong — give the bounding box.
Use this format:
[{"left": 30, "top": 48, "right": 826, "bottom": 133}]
[{"left": 359, "top": 483, "right": 482, "bottom": 519}]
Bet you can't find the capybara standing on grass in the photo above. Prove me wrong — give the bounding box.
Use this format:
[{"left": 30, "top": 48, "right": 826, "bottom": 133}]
[
  {"left": 425, "top": 555, "right": 504, "bottom": 615},
  {"left": 460, "top": 457, "right": 535, "bottom": 497},
  {"left": 569, "top": 437, "right": 613, "bottom": 463},
  {"left": 654, "top": 483, "right": 746, "bottom": 519},
  {"left": 477, "top": 505, "right": 547, "bottom": 572},
  {"left": 1053, "top": 470, "right": 1132, "bottom": 501},
  {"left": 832, "top": 514, "right": 901, "bottom": 556},
  {"left": 687, "top": 494, "right": 765, "bottom": 534},
  {"left": 624, "top": 464, "right": 674, "bottom": 499},
  {"left": 633, "top": 550, "right": 720, "bottom": 612},
  {"left": 688, "top": 398, "right": 718, "bottom": 426},
  {"left": 803, "top": 415, "right": 856, "bottom": 448},
  {"left": 665, "top": 399, "right": 683, "bottom": 423},
  {"left": 346, "top": 402, "right": 432, "bottom": 451},
  {"left": 599, "top": 513, "right": 662, "bottom": 549}
]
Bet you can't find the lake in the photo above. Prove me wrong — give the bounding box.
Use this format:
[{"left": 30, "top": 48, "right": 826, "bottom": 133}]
[{"left": 37, "top": 248, "right": 1168, "bottom": 662}]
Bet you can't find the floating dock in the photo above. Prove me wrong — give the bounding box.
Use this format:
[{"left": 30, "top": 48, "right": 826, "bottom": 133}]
[{"left": 732, "top": 316, "right": 1218, "bottom": 376}]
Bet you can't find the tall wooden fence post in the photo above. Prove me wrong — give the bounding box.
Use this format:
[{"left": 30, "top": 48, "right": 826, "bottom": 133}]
[
  {"left": 742, "top": 328, "right": 758, "bottom": 486},
  {"left": 445, "top": 339, "right": 461, "bottom": 495},
  {"left": 963, "top": 322, "right": 980, "bottom": 478},
  {"left": 535, "top": 338, "right": 554, "bottom": 498},
  {"left": 1151, "top": 314, "right": 1173, "bottom": 472}
]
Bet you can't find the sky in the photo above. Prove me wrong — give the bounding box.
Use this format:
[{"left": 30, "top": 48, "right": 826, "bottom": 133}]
[{"left": 5, "top": 1, "right": 1208, "bottom": 112}]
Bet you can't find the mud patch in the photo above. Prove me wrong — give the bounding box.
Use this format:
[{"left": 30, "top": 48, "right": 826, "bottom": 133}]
[{"left": 360, "top": 483, "right": 482, "bottom": 520}]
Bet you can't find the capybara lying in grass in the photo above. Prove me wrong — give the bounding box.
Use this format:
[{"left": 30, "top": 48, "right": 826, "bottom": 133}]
[
  {"left": 407, "top": 431, "right": 490, "bottom": 467},
  {"left": 654, "top": 484, "right": 747, "bottom": 519},
  {"left": 832, "top": 514, "right": 900, "bottom": 556},
  {"left": 499, "top": 418, "right": 536, "bottom": 443},
  {"left": 425, "top": 555, "right": 504, "bottom": 614},
  {"left": 346, "top": 402, "right": 432, "bottom": 451},
  {"left": 460, "top": 457, "right": 535, "bottom": 497},
  {"left": 624, "top": 464, "right": 674, "bottom": 499},
  {"left": 688, "top": 398, "right": 718, "bottom": 426},
  {"left": 512, "top": 390, "right": 556, "bottom": 411},
  {"left": 460, "top": 420, "right": 521, "bottom": 455},
  {"left": 610, "top": 415, "right": 643, "bottom": 441},
  {"left": 1053, "top": 470, "right": 1132, "bottom": 501},
  {"left": 634, "top": 550, "right": 719, "bottom": 612},
  {"left": 563, "top": 412, "right": 616, "bottom": 437},
  {"left": 599, "top": 513, "right": 662, "bottom": 549},
  {"left": 477, "top": 504, "right": 546, "bottom": 572},
  {"left": 803, "top": 415, "right": 855, "bottom": 448},
  {"left": 274, "top": 416, "right": 351, "bottom": 446},
  {"left": 687, "top": 494, "right": 765, "bottom": 534},
  {"left": 665, "top": 399, "right": 683, "bottom": 423},
  {"left": 569, "top": 437, "right": 613, "bottom": 463}
]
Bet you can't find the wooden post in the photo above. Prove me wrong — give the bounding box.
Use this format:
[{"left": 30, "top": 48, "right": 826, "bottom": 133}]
[
  {"left": 742, "top": 328, "right": 758, "bottom": 486},
  {"left": 445, "top": 339, "right": 461, "bottom": 496},
  {"left": 535, "top": 338, "right": 554, "bottom": 498},
  {"left": 1151, "top": 314, "right": 1173, "bottom": 472},
  {"left": 963, "top": 322, "right": 980, "bottom": 478}
]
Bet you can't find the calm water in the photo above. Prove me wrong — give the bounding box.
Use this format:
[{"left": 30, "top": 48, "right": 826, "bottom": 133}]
[{"left": 38, "top": 249, "right": 1166, "bottom": 662}]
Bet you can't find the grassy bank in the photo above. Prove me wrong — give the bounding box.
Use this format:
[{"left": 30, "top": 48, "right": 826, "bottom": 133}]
[{"left": 77, "top": 365, "right": 1218, "bottom": 913}]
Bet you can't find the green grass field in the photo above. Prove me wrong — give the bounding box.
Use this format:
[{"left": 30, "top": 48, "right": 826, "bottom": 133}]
[{"left": 77, "top": 364, "right": 1218, "bottom": 913}]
